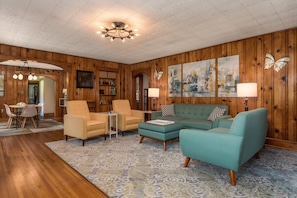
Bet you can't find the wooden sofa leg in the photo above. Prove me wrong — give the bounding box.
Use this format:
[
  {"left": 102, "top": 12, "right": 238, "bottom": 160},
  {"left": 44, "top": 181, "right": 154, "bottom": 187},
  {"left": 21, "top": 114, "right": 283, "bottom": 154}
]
[
  {"left": 163, "top": 142, "right": 166, "bottom": 151},
  {"left": 183, "top": 157, "right": 191, "bottom": 167},
  {"left": 229, "top": 170, "right": 236, "bottom": 186},
  {"left": 139, "top": 136, "right": 144, "bottom": 144},
  {"left": 255, "top": 152, "right": 260, "bottom": 159}
]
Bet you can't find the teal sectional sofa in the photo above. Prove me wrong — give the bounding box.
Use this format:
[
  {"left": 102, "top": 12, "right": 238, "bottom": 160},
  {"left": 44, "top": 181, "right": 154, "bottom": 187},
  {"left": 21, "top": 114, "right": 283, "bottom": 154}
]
[
  {"left": 180, "top": 108, "right": 268, "bottom": 186},
  {"left": 151, "top": 103, "right": 231, "bottom": 130}
]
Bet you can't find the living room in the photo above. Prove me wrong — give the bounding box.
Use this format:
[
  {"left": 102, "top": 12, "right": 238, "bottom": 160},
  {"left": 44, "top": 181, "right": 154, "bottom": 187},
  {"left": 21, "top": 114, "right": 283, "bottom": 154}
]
[{"left": 0, "top": 0, "right": 297, "bottom": 197}]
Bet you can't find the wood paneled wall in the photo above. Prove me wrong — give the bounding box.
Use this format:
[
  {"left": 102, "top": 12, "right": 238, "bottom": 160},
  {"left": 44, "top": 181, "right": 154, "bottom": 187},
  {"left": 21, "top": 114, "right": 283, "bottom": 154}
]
[
  {"left": 0, "top": 45, "right": 124, "bottom": 120},
  {"left": 125, "top": 28, "right": 297, "bottom": 150},
  {"left": 0, "top": 27, "right": 296, "bottom": 150}
]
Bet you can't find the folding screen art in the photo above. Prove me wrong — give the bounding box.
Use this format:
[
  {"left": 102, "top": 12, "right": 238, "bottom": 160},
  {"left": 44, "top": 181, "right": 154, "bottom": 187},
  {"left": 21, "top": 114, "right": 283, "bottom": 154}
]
[
  {"left": 218, "top": 55, "right": 239, "bottom": 97},
  {"left": 168, "top": 64, "right": 182, "bottom": 97},
  {"left": 182, "top": 59, "right": 216, "bottom": 97}
]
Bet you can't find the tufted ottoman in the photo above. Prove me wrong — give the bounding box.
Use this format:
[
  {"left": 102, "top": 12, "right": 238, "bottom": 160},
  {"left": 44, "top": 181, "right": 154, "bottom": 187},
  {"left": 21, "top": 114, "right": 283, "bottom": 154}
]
[{"left": 138, "top": 121, "right": 184, "bottom": 151}]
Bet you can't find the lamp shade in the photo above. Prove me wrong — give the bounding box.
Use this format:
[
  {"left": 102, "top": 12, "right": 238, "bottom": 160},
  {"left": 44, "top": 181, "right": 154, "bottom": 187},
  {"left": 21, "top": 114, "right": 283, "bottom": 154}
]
[
  {"left": 148, "top": 88, "right": 159, "bottom": 98},
  {"left": 237, "top": 83, "right": 257, "bottom": 97},
  {"left": 62, "top": 88, "right": 67, "bottom": 94}
]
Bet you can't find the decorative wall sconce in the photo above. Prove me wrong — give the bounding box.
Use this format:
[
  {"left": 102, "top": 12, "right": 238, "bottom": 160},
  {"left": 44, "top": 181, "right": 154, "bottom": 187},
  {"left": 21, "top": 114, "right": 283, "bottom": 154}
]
[{"left": 154, "top": 69, "right": 163, "bottom": 80}]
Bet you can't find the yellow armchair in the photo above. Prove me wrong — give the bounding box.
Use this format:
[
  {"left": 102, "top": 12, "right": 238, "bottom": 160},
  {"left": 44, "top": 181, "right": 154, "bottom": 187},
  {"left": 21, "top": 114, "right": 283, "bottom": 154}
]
[
  {"left": 112, "top": 99, "right": 144, "bottom": 136},
  {"left": 64, "top": 100, "right": 108, "bottom": 146}
]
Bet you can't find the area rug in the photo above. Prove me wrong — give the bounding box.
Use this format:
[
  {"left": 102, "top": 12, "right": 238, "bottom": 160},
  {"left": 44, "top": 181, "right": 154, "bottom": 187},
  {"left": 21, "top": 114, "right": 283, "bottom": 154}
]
[
  {"left": 0, "top": 119, "right": 63, "bottom": 136},
  {"left": 46, "top": 134, "right": 297, "bottom": 197}
]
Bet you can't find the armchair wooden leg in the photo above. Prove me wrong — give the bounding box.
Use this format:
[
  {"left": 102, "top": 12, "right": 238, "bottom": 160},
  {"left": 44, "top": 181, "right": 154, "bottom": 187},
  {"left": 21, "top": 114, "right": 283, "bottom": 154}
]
[
  {"left": 229, "top": 170, "right": 236, "bottom": 186},
  {"left": 183, "top": 157, "right": 191, "bottom": 167},
  {"left": 82, "top": 140, "right": 85, "bottom": 146},
  {"left": 65, "top": 135, "right": 68, "bottom": 141}
]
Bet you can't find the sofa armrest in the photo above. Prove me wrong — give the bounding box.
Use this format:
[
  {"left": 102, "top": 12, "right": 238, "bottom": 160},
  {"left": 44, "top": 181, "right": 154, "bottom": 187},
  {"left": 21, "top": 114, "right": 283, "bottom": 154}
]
[
  {"left": 180, "top": 129, "right": 243, "bottom": 171},
  {"left": 212, "top": 115, "right": 232, "bottom": 128},
  {"left": 151, "top": 111, "right": 162, "bottom": 120}
]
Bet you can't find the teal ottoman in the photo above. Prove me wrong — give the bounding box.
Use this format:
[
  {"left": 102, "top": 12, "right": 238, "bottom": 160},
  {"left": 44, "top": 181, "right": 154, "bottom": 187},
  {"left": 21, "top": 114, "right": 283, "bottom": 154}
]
[{"left": 138, "top": 121, "right": 184, "bottom": 151}]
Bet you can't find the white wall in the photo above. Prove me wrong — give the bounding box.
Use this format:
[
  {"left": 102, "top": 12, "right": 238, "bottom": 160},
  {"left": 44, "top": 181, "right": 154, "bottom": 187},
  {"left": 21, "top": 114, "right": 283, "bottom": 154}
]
[
  {"left": 43, "top": 77, "right": 55, "bottom": 115},
  {"left": 39, "top": 79, "right": 44, "bottom": 116}
]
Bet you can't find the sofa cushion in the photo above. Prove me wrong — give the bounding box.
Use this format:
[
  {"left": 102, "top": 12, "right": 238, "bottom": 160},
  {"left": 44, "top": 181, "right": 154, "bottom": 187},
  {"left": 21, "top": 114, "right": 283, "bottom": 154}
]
[
  {"left": 162, "top": 104, "right": 175, "bottom": 116},
  {"left": 208, "top": 107, "right": 226, "bottom": 121},
  {"left": 180, "top": 119, "right": 213, "bottom": 130}
]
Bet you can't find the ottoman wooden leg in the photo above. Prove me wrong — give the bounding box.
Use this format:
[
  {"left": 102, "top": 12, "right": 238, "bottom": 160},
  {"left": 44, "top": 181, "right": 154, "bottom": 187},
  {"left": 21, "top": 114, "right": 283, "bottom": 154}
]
[{"left": 163, "top": 141, "right": 166, "bottom": 151}]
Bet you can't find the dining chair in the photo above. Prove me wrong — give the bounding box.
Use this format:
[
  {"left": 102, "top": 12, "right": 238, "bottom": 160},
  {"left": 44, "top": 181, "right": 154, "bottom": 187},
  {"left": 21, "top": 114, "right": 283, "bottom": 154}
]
[
  {"left": 4, "top": 104, "right": 17, "bottom": 129},
  {"left": 20, "top": 105, "right": 38, "bottom": 129}
]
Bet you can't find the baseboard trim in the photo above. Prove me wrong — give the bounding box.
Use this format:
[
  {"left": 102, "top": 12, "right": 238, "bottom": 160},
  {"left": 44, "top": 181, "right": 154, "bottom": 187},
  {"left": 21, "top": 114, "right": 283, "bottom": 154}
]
[{"left": 265, "top": 138, "right": 297, "bottom": 151}]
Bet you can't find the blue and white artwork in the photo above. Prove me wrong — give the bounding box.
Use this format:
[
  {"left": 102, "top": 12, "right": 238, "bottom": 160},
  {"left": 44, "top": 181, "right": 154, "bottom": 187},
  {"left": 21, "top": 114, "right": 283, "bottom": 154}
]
[
  {"left": 168, "top": 64, "right": 182, "bottom": 97},
  {"left": 218, "top": 55, "right": 239, "bottom": 97},
  {"left": 182, "top": 59, "right": 216, "bottom": 97}
]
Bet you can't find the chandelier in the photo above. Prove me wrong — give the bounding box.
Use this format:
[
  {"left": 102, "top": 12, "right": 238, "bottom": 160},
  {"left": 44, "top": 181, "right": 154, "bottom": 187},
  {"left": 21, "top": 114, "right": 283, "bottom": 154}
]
[
  {"left": 97, "top": 22, "right": 139, "bottom": 42},
  {"left": 13, "top": 61, "right": 38, "bottom": 80}
]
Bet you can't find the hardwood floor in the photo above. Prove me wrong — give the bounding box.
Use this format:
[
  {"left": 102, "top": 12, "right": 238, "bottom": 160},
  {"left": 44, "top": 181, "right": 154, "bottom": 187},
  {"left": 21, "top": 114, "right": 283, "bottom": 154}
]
[{"left": 0, "top": 130, "right": 108, "bottom": 198}]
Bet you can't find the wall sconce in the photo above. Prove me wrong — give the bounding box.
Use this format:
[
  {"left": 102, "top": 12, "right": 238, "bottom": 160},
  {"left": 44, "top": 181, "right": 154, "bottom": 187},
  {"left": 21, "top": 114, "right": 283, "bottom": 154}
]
[
  {"left": 148, "top": 88, "right": 159, "bottom": 111},
  {"left": 237, "top": 83, "right": 257, "bottom": 111},
  {"left": 62, "top": 88, "right": 67, "bottom": 99}
]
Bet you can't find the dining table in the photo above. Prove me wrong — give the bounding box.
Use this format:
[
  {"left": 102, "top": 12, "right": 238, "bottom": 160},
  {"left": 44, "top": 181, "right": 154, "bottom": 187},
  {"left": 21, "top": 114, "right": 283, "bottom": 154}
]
[{"left": 9, "top": 104, "right": 42, "bottom": 127}]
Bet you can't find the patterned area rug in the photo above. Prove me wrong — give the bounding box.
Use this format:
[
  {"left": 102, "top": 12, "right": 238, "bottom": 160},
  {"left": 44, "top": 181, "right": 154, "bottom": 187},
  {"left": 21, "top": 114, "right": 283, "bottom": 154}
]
[
  {"left": 0, "top": 119, "right": 63, "bottom": 136},
  {"left": 46, "top": 133, "right": 297, "bottom": 197}
]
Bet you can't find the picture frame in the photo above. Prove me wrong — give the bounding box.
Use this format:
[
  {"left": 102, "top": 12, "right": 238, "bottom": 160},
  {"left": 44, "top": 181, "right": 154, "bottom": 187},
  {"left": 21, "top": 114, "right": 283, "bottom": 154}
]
[
  {"left": 76, "top": 70, "right": 94, "bottom": 88},
  {"left": 0, "top": 74, "right": 4, "bottom": 97}
]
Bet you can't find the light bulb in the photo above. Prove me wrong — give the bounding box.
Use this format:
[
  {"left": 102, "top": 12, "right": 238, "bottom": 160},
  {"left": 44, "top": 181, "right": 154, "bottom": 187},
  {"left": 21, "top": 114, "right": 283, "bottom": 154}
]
[
  {"left": 33, "top": 75, "right": 38, "bottom": 80},
  {"left": 18, "top": 73, "right": 23, "bottom": 80},
  {"left": 13, "top": 73, "right": 18, "bottom": 79},
  {"left": 28, "top": 74, "right": 33, "bottom": 80}
]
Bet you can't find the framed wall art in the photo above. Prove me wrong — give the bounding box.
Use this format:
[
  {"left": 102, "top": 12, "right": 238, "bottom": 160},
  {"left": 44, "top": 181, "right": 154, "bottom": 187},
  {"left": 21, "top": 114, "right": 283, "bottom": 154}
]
[
  {"left": 0, "top": 74, "right": 4, "bottom": 96},
  {"left": 76, "top": 70, "right": 94, "bottom": 88},
  {"left": 217, "top": 55, "right": 239, "bottom": 97},
  {"left": 182, "top": 59, "right": 216, "bottom": 97},
  {"left": 168, "top": 64, "right": 182, "bottom": 97}
]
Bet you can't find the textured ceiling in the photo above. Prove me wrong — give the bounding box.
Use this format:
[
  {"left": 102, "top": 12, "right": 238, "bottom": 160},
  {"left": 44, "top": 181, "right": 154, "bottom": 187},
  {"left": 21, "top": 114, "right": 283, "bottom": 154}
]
[{"left": 0, "top": 0, "right": 297, "bottom": 65}]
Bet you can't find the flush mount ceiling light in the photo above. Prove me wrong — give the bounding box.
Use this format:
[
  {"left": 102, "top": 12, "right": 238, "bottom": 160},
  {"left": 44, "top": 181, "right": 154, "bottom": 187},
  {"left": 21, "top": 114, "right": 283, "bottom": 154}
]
[{"left": 97, "top": 22, "right": 139, "bottom": 42}]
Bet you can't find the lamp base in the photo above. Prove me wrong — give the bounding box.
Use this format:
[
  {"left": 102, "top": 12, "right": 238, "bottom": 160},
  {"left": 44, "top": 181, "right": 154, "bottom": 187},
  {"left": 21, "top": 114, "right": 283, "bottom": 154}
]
[{"left": 244, "top": 98, "right": 248, "bottom": 111}]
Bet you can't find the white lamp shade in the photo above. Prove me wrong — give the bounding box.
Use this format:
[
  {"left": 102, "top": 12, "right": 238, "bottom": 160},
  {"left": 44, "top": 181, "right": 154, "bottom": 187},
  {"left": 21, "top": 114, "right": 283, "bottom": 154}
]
[
  {"left": 62, "top": 88, "right": 67, "bottom": 94},
  {"left": 148, "top": 88, "right": 159, "bottom": 98},
  {"left": 237, "top": 83, "right": 257, "bottom": 97}
]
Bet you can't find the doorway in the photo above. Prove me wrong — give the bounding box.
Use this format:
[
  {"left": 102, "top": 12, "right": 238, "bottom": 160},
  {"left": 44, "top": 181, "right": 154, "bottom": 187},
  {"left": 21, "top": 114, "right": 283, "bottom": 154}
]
[{"left": 28, "top": 83, "right": 39, "bottom": 104}]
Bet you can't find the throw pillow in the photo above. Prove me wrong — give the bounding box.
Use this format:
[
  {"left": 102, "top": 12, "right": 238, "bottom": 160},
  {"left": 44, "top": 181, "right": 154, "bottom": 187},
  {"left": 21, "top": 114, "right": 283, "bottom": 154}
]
[
  {"left": 162, "top": 104, "right": 175, "bottom": 116},
  {"left": 208, "top": 107, "right": 226, "bottom": 121}
]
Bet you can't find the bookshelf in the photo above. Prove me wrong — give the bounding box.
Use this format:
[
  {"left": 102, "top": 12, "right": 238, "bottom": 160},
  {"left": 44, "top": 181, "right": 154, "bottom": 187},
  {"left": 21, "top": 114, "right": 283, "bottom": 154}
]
[{"left": 98, "top": 71, "right": 117, "bottom": 112}]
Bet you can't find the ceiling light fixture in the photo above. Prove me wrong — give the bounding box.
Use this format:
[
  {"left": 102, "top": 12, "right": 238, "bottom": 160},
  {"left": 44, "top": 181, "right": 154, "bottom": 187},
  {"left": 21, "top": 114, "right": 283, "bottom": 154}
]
[
  {"left": 97, "top": 22, "right": 139, "bottom": 42},
  {"left": 13, "top": 61, "right": 38, "bottom": 81}
]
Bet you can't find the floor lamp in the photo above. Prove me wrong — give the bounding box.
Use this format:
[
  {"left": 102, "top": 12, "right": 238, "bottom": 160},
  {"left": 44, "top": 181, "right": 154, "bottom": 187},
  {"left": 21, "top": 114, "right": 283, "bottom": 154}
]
[
  {"left": 237, "top": 83, "right": 257, "bottom": 111},
  {"left": 148, "top": 88, "right": 159, "bottom": 111}
]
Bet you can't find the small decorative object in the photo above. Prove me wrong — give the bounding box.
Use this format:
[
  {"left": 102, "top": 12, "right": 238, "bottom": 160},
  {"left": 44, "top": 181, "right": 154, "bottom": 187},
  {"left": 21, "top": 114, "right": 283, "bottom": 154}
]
[
  {"left": 154, "top": 69, "right": 163, "bottom": 80},
  {"left": 264, "top": 53, "right": 290, "bottom": 72},
  {"left": 99, "top": 90, "right": 104, "bottom": 94}
]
